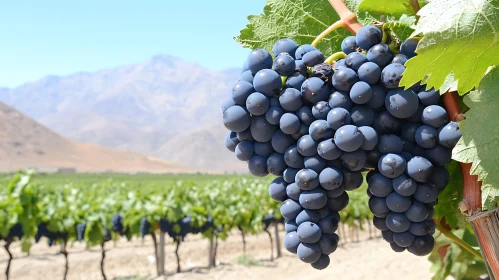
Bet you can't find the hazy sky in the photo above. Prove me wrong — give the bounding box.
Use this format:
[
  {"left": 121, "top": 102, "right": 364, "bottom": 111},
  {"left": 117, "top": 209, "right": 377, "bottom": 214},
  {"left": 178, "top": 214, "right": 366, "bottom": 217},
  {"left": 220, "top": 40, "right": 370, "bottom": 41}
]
[{"left": 0, "top": 0, "right": 266, "bottom": 87}]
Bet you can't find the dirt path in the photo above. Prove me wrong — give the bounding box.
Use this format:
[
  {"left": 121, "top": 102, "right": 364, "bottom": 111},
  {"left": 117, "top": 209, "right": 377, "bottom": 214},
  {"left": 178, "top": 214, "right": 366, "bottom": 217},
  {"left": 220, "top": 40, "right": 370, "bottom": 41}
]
[{"left": 1, "top": 226, "right": 435, "bottom": 280}]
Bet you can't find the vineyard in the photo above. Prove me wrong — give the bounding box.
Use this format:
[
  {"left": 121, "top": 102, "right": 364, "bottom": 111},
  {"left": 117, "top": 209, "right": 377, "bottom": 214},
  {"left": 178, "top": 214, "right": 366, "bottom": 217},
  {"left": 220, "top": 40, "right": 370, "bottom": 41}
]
[{"left": 0, "top": 171, "right": 373, "bottom": 279}]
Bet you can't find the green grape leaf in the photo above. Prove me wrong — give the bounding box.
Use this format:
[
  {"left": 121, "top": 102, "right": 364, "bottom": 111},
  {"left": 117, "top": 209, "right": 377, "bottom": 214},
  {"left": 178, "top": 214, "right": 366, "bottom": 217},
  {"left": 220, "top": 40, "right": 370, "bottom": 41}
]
[
  {"left": 434, "top": 161, "right": 467, "bottom": 228},
  {"left": 356, "top": 0, "right": 414, "bottom": 25},
  {"left": 400, "top": 0, "right": 499, "bottom": 94},
  {"left": 452, "top": 67, "right": 499, "bottom": 210},
  {"left": 385, "top": 14, "right": 416, "bottom": 42},
  {"left": 235, "top": 0, "right": 358, "bottom": 56}
]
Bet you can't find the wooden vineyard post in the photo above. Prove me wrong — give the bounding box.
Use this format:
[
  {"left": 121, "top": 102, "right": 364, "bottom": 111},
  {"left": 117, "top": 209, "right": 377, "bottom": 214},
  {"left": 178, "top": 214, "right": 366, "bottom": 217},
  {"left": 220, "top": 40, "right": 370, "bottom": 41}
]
[
  {"left": 274, "top": 223, "right": 282, "bottom": 258},
  {"left": 158, "top": 231, "right": 166, "bottom": 276},
  {"left": 208, "top": 237, "right": 215, "bottom": 268},
  {"left": 442, "top": 91, "right": 499, "bottom": 279}
]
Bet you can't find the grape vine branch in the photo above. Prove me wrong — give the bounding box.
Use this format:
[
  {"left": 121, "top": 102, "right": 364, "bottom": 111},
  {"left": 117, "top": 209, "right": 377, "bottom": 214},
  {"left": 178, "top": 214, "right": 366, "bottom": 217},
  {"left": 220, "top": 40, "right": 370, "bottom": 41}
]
[{"left": 435, "top": 221, "right": 482, "bottom": 259}]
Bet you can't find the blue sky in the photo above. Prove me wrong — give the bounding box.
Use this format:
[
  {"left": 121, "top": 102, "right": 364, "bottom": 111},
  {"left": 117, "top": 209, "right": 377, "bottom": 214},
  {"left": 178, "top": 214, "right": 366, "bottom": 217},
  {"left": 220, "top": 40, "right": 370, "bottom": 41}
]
[{"left": 0, "top": 0, "right": 266, "bottom": 87}]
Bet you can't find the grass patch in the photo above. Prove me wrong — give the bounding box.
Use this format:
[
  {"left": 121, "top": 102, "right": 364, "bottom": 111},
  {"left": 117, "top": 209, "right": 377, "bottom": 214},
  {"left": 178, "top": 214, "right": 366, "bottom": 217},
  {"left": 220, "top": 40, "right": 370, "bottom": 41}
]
[{"left": 237, "top": 255, "right": 260, "bottom": 266}]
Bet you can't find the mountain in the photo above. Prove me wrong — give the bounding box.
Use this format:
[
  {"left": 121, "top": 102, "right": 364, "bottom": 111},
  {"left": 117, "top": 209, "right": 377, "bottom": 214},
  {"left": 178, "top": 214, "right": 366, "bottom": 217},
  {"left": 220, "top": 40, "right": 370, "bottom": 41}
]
[
  {"left": 0, "top": 54, "right": 247, "bottom": 172},
  {"left": 0, "top": 101, "right": 191, "bottom": 173}
]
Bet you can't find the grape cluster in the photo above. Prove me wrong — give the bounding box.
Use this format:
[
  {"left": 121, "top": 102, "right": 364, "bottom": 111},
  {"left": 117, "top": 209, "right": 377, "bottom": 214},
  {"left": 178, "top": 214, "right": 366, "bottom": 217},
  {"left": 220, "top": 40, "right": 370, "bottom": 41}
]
[
  {"left": 159, "top": 215, "right": 216, "bottom": 241},
  {"left": 140, "top": 217, "right": 151, "bottom": 238},
  {"left": 0, "top": 223, "right": 23, "bottom": 242},
  {"left": 35, "top": 222, "right": 68, "bottom": 246},
  {"left": 222, "top": 25, "right": 462, "bottom": 267}
]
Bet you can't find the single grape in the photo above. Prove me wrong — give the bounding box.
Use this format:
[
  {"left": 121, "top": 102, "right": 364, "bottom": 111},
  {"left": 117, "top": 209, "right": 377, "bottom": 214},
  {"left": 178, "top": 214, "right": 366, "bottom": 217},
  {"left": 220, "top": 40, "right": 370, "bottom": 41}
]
[
  {"left": 418, "top": 88, "right": 440, "bottom": 106},
  {"left": 357, "top": 62, "right": 381, "bottom": 85},
  {"left": 304, "top": 155, "right": 327, "bottom": 174},
  {"left": 273, "top": 38, "right": 299, "bottom": 58},
  {"left": 248, "top": 155, "right": 269, "bottom": 177},
  {"left": 409, "top": 220, "right": 433, "bottom": 236},
  {"left": 327, "top": 192, "right": 349, "bottom": 211},
  {"left": 297, "top": 222, "right": 322, "bottom": 243},
  {"left": 267, "top": 153, "right": 287, "bottom": 176},
  {"left": 408, "top": 234, "right": 434, "bottom": 256},
  {"left": 280, "top": 199, "right": 303, "bottom": 220},
  {"left": 413, "top": 183, "right": 439, "bottom": 203},
  {"left": 406, "top": 156, "right": 433, "bottom": 182},
  {"left": 386, "top": 192, "right": 412, "bottom": 213},
  {"left": 327, "top": 108, "right": 351, "bottom": 130},
  {"left": 342, "top": 169, "right": 363, "bottom": 191},
  {"left": 378, "top": 134, "right": 403, "bottom": 154},
  {"left": 295, "top": 169, "right": 320, "bottom": 190},
  {"left": 400, "top": 39, "right": 418, "bottom": 58},
  {"left": 340, "top": 150, "right": 367, "bottom": 171},
  {"left": 350, "top": 81, "right": 373, "bottom": 104},
  {"left": 345, "top": 52, "right": 368, "bottom": 71},
  {"left": 329, "top": 90, "right": 353, "bottom": 110},
  {"left": 385, "top": 88, "right": 419, "bottom": 118},
  {"left": 405, "top": 200, "right": 429, "bottom": 223},
  {"left": 382, "top": 230, "right": 395, "bottom": 243},
  {"left": 280, "top": 113, "right": 301, "bottom": 135},
  {"left": 296, "top": 209, "right": 321, "bottom": 226},
  {"left": 297, "top": 135, "right": 318, "bottom": 156},
  {"left": 309, "top": 120, "right": 334, "bottom": 142},
  {"left": 367, "top": 85, "right": 386, "bottom": 109},
  {"left": 285, "top": 219, "right": 298, "bottom": 232},
  {"left": 312, "top": 101, "right": 331, "bottom": 120},
  {"left": 225, "top": 131, "right": 240, "bottom": 152},
  {"left": 386, "top": 212, "right": 411, "bottom": 233},
  {"left": 318, "top": 207, "right": 333, "bottom": 219},
  {"left": 378, "top": 153, "right": 406, "bottom": 178},
  {"left": 247, "top": 48, "right": 273, "bottom": 74},
  {"left": 356, "top": 26, "right": 382, "bottom": 50},
  {"left": 430, "top": 166, "right": 450, "bottom": 191},
  {"left": 253, "top": 69, "right": 282, "bottom": 97},
  {"left": 369, "top": 196, "right": 390, "bottom": 218},
  {"left": 312, "top": 63, "right": 334, "bottom": 84},
  {"left": 297, "top": 242, "right": 322, "bottom": 263},
  {"left": 390, "top": 242, "right": 406, "bottom": 253},
  {"left": 350, "top": 105, "right": 375, "bottom": 127},
  {"left": 402, "top": 123, "right": 420, "bottom": 143},
  {"left": 318, "top": 215, "right": 339, "bottom": 235},
  {"left": 269, "top": 177, "right": 288, "bottom": 202},
  {"left": 271, "top": 130, "right": 295, "bottom": 154},
  {"left": 381, "top": 63, "right": 405, "bottom": 89},
  {"left": 265, "top": 106, "right": 284, "bottom": 125},
  {"left": 273, "top": 53, "right": 296, "bottom": 76},
  {"left": 301, "top": 77, "right": 330, "bottom": 104},
  {"left": 317, "top": 139, "right": 343, "bottom": 160},
  {"left": 326, "top": 184, "right": 345, "bottom": 198},
  {"left": 303, "top": 50, "right": 325, "bottom": 67},
  {"left": 424, "top": 145, "right": 452, "bottom": 166},
  {"left": 367, "top": 44, "right": 393, "bottom": 67},
  {"left": 334, "top": 125, "right": 364, "bottom": 152},
  {"left": 251, "top": 116, "right": 277, "bottom": 142},
  {"left": 333, "top": 59, "right": 346, "bottom": 69},
  {"left": 221, "top": 98, "right": 236, "bottom": 114},
  {"left": 341, "top": 36, "right": 358, "bottom": 54},
  {"left": 415, "top": 125, "right": 438, "bottom": 148},
  {"left": 284, "top": 145, "right": 305, "bottom": 169},
  {"left": 223, "top": 105, "right": 251, "bottom": 132},
  {"left": 368, "top": 173, "right": 393, "bottom": 197},
  {"left": 235, "top": 141, "right": 255, "bottom": 161},
  {"left": 438, "top": 121, "right": 462, "bottom": 148},
  {"left": 332, "top": 68, "right": 358, "bottom": 92},
  {"left": 284, "top": 231, "right": 301, "bottom": 253},
  {"left": 300, "top": 188, "right": 328, "bottom": 210},
  {"left": 391, "top": 54, "right": 408, "bottom": 65},
  {"left": 232, "top": 81, "right": 255, "bottom": 106},
  {"left": 373, "top": 217, "right": 389, "bottom": 231},
  {"left": 373, "top": 111, "right": 403, "bottom": 134},
  {"left": 279, "top": 88, "right": 303, "bottom": 111},
  {"left": 311, "top": 254, "right": 331, "bottom": 270},
  {"left": 358, "top": 126, "right": 378, "bottom": 150},
  {"left": 283, "top": 168, "right": 299, "bottom": 183},
  {"left": 286, "top": 182, "right": 302, "bottom": 200},
  {"left": 422, "top": 105, "right": 448, "bottom": 128},
  {"left": 392, "top": 174, "right": 417, "bottom": 196},
  {"left": 286, "top": 73, "right": 307, "bottom": 90},
  {"left": 296, "top": 106, "right": 315, "bottom": 126},
  {"left": 318, "top": 234, "right": 338, "bottom": 255},
  {"left": 393, "top": 231, "right": 415, "bottom": 248},
  {"left": 246, "top": 92, "right": 269, "bottom": 116},
  {"left": 295, "top": 44, "right": 317, "bottom": 60}
]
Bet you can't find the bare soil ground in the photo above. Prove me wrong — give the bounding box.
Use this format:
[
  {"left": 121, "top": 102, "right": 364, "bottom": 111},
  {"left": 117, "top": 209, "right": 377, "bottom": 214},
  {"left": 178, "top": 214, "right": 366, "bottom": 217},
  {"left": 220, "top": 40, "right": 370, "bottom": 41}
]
[{"left": 1, "top": 226, "right": 435, "bottom": 280}]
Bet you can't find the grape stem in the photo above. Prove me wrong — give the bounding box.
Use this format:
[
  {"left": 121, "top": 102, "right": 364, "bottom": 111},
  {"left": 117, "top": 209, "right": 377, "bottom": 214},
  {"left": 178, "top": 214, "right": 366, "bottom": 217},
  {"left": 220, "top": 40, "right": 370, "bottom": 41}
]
[
  {"left": 435, "top": 222, "right": 483, "bottom": 259},
  {"left": 311, "top": 20, "right": 345, "bottom": 47},
  {"left": 381, "top": 23, "right": 390, "bottom": 44},
  {"left": 409, "top": 0, "right": 421, "bottom": 15},
  {"left": 325, "top": 52, "right": 347, "bottom": 65},
  {"left": 311, "top": 0, "right": 362, "bottom": 47}
]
